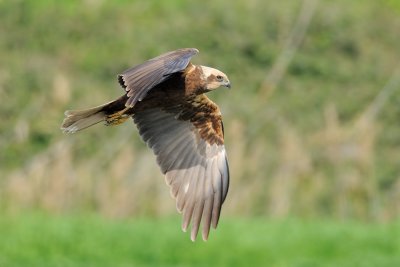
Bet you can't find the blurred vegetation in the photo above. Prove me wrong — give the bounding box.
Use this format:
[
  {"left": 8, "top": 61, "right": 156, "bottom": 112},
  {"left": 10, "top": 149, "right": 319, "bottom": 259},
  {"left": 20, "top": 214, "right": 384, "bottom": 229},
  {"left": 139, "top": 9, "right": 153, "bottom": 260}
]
[{"left": 1, "top": 0, "right": 400, "bottom": 224}]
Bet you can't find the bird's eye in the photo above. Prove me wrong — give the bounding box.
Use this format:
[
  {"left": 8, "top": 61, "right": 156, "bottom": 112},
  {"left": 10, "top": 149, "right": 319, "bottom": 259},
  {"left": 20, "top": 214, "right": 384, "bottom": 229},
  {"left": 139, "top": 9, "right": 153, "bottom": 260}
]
[{"left": 216, "top": 75, "right": 223, "bottom": 81}]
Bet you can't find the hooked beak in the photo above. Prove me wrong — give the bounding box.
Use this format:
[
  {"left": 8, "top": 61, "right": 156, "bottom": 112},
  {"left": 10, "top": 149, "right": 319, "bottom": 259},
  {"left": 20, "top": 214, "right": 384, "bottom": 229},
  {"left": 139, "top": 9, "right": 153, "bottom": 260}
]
[{"left": 224, "top": 80, "right": 231, "bottom": 89}]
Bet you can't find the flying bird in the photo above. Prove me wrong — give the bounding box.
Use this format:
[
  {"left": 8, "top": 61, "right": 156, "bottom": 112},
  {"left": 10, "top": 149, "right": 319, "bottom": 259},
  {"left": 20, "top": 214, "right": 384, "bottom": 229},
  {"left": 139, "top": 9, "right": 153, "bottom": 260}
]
[{"left": 61, "top": 48, "right": 230, "bottom": 241}]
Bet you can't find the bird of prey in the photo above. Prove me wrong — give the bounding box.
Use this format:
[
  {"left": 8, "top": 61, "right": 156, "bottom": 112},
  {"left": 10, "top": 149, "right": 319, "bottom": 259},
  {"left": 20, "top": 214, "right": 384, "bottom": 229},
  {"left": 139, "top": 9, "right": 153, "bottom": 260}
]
[{"left": 61, "top": 48, "right": 230, "bottom": 241}]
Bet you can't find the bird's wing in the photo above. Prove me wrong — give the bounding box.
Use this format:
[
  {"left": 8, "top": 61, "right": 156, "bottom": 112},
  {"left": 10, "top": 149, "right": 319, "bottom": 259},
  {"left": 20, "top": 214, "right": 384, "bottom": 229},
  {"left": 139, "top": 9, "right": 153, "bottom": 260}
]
[
  {"left": 118, "top": 48, "right": 199, "bottom": 107},
  {"left": 133, "top": 95, "right": 229, "bottom": 241}
]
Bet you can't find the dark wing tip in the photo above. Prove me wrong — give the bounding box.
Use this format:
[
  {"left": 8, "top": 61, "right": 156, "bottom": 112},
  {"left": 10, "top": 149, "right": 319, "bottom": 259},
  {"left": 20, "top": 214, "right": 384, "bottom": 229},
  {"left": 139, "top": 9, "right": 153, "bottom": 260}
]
[{"left": 117, "top": 74, "right": 126, "bottom": 89}]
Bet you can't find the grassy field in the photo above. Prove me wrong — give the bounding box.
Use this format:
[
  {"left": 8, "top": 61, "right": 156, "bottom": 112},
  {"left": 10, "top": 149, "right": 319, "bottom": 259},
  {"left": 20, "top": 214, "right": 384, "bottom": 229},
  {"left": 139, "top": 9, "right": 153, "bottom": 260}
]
[{"left": 0, "top": 213, "right": 399, "bottom": 267}]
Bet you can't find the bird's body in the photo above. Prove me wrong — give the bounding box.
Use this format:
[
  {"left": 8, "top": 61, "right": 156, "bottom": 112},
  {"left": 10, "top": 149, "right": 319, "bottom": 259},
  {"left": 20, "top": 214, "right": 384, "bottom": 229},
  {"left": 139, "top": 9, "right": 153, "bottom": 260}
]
[{"left": 61, "top": 48, "right": 230, "bottom": 241}]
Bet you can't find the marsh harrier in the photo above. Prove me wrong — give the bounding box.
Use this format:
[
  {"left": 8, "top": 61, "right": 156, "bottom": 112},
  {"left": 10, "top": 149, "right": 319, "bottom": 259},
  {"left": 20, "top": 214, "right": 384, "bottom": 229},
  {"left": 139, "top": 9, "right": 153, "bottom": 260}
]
[{"left": 61, "top": 48, "right": 230, "bottom": 241}]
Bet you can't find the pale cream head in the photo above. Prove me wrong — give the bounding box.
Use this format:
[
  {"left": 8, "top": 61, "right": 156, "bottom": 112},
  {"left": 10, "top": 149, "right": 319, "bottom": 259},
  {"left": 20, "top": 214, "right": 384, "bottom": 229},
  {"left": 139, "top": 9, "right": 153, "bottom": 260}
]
[{"left": 200, "top": 66, "right": 231, "bottom": 91}]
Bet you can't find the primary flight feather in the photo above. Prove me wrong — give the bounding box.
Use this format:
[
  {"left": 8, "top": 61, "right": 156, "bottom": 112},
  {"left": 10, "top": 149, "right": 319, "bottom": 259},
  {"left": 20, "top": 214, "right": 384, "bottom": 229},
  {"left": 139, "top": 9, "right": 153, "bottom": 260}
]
[{"left": 61, "top": 48, "right": 231, "bottom": 241}]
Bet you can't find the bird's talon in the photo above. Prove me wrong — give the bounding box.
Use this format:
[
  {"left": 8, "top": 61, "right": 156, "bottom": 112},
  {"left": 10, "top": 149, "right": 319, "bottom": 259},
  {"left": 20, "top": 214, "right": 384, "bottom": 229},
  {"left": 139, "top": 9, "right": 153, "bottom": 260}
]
[{"left": 105, "top": 113, "right": 129, "bottom": 126}]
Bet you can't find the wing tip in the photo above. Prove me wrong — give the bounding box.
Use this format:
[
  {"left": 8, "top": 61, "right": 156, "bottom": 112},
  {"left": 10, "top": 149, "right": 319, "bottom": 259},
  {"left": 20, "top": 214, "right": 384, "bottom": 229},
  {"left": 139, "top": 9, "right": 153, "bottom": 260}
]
[
  {"left": 190, "top": 48, "right": 199, "bottom": 54},
  {"left": 117, "top": 74, "right": 126, "bottom": 89},
  {"left": 190, "top": 234, "right": 196, "bottom": 242},
  {"left": 182, "top": 224, "right": 188, "bottom": 233},
  {"left": 202, "top": 233, "right": 209, "bottom": 241}
]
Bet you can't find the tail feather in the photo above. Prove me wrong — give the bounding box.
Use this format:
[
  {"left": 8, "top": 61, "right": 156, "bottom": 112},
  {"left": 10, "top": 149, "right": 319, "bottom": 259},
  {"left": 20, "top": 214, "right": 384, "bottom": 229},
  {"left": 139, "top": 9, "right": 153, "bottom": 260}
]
[
  {"left": 61, "top": 105, "right": 107, "bottom": 134},
  {"left": 61, "top": 95, "right": 130, "bottom": 134}
]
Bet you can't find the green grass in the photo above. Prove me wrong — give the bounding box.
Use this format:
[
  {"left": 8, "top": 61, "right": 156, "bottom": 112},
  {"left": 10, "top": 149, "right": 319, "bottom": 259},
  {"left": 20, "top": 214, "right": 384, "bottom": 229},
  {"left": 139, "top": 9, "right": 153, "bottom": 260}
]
[{"left": 0, "top": 213, "right": 399, "bottom": 267}]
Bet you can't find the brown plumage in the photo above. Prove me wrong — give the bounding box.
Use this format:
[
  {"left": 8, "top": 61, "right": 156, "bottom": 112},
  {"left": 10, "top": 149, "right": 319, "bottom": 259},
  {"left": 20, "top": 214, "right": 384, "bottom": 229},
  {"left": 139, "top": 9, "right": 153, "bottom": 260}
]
[{"left": 61, "top": 48, "right": 231, "bottom": 241}]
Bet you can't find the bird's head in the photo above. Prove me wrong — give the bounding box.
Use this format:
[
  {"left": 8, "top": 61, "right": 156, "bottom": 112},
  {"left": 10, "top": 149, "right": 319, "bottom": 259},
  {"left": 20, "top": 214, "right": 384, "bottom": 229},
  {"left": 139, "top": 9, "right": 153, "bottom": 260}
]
[{"left": 200, "top": 66, "right": 231, "bottom": 91}]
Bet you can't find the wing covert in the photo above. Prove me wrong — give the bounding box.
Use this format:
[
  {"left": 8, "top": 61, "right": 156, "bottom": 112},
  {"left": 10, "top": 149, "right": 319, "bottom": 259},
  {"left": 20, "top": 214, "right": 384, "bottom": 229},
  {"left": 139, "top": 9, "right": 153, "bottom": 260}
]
[{"left": 118, "top": 48, "right": 199, "bottom": 107}]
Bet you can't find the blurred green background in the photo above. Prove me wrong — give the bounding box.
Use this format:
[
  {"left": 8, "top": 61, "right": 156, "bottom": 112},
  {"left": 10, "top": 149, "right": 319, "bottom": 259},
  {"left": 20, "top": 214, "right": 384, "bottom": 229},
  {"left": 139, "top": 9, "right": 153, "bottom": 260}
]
[{"left": 1, "top": 0, "right": 400, "bottom": 266}]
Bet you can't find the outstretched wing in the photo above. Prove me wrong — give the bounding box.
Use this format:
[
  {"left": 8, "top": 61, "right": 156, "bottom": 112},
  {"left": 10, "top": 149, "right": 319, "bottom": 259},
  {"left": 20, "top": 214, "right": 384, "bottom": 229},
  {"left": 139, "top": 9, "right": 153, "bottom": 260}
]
[
  {"left": 118, "top": 48, "right": 199, "bottom": 107},
  {"left": 133, "top": 95, "right": 229, "bottom": 241}
]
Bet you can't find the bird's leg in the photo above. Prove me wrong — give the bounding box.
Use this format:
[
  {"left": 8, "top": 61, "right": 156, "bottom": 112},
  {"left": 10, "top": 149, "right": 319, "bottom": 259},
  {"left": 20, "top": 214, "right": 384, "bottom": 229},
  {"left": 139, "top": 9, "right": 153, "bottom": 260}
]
[{"left": 105, "top": 106, "right": 131, "bottom": 126}]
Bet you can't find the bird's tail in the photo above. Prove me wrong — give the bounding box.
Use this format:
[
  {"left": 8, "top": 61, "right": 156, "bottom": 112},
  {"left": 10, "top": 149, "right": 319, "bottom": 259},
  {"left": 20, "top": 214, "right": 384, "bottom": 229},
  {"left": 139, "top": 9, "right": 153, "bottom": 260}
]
[{"left": 61, "top": 96, "right": 130, "bottom": 134}]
